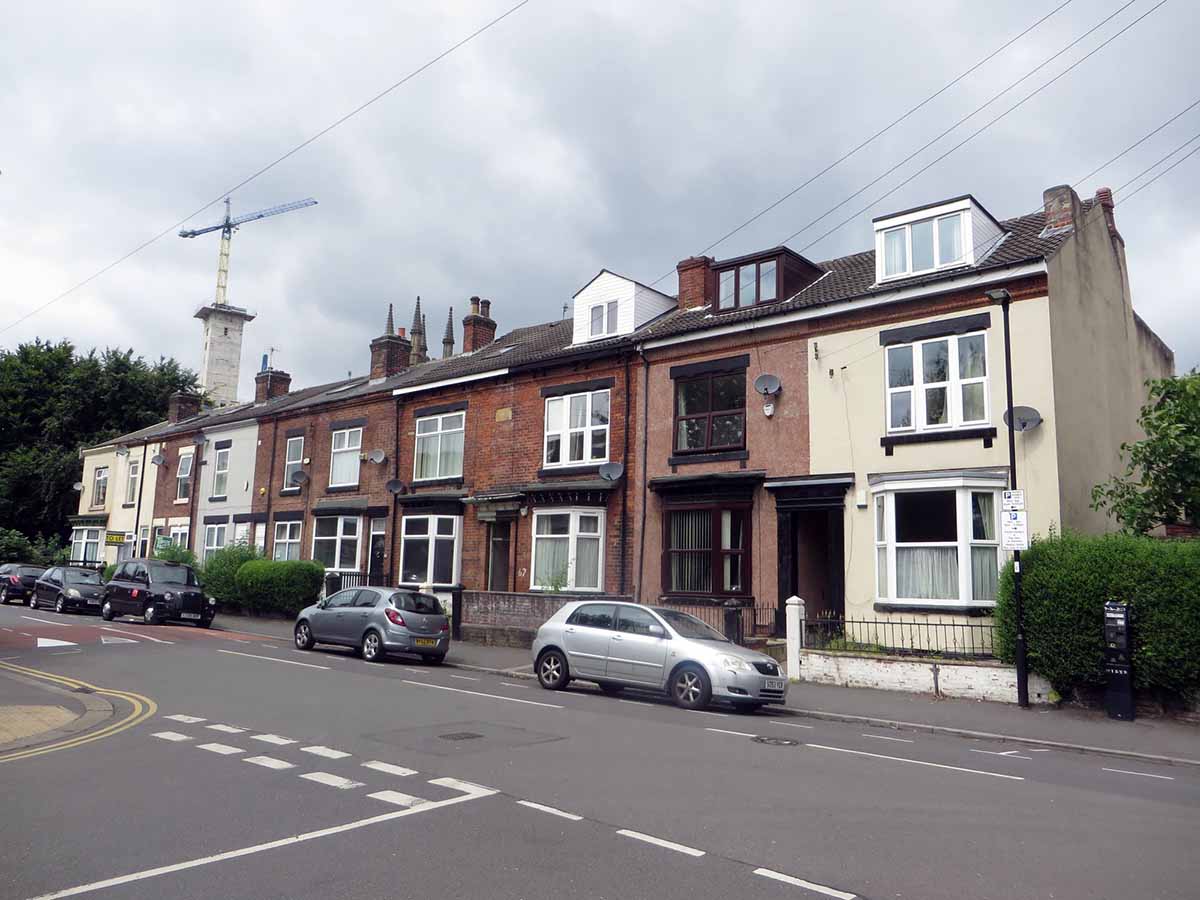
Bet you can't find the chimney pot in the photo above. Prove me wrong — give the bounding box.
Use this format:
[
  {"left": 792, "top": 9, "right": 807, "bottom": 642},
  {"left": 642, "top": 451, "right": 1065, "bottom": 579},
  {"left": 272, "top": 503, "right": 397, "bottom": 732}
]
[
  {"left": 480, "top": 298, "right": 491, "bottom": 318},
  {"left": 1093, "top": 187, "right": 1121, "bottom": 244},
  {"left": 469, "top": 296, "right": 481, "bottom": 316},
  {"left": 462, "top": 298, "right": 497, "bottom": 352}
]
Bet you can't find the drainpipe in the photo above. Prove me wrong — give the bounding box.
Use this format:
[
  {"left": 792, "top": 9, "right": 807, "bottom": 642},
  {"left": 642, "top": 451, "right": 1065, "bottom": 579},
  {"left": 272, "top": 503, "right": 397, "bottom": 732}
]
[
  {"left": 635, "top": 348, "right": 650, "bottom": 603},
  {"left": 132, "top": 441, "right": 149, "bottom": 556},
  {"left": 391, "top": 397, "right": 402, "bottom": 583},
  {"left": 264, "top": 417, "right": 279, "bottom": 554},
  {"left": 619, "top": 352, "right": 631, "bottom": 596},
  {"left": 189, "top": 439, "right": 203, "bottom": 554}
]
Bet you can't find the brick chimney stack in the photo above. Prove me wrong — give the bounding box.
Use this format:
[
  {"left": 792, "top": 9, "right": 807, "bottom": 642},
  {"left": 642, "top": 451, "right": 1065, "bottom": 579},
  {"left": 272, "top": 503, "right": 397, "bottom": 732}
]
[
  {"left": 1093, "top": 186, "right": 1122, "bottom": 245},
  {"left": 462, "top": 296, "right": 498, "bottom": 352},
  {"left": 254, "top": 368, "right": 292, "bottom": 403},
  {"left": 676, "top": 256, "right": 715, "bottom": 310},
  {"left": 370, "top": 303, "right": 412, "bottom": 379},
  {"left": 168, "top": 391, "right": 202, "bottom": 424},
  {"left": 1042, "top": 185, "right": 1082, "bottom": 232}
]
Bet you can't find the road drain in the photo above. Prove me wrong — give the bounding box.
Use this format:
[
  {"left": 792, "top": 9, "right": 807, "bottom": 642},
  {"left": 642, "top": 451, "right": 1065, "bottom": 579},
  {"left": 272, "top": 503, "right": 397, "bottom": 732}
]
[
  {"left": 752, "top": 735, "right": 799, "bottom": 747},
  {"left": 438, "top": 732, "right": 484, "bottom": 741}
]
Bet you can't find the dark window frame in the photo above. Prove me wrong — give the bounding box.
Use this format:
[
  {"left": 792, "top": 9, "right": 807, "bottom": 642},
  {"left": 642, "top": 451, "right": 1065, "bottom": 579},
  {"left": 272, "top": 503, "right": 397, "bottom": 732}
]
[
  {"left": 661, "top": 500, "right": 753, "bottom": 599},
  {"left": 715, "top": 257, "right": 780, "bottom": 312},
  {"left": 672, "top": 371, "right": 747, "bottom": 455}
]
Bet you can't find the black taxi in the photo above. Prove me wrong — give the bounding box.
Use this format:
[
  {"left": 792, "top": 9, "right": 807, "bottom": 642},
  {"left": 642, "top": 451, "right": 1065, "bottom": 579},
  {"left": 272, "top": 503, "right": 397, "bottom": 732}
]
[{"left": 103, "top": 559, "right": 214, "bottom": 627}]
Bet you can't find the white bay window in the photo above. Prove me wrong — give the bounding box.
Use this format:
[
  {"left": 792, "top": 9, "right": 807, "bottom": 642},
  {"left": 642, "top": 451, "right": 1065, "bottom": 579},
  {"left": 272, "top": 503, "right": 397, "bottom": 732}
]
[
  {"left": 886, "top": 332, "right": 988, "bottom": 433},
  {"left": 531, "top": 509, "right": 603, "bottom": 591},
  {"left": 313, "top": 516, "right": 359, "bottom": 571}
]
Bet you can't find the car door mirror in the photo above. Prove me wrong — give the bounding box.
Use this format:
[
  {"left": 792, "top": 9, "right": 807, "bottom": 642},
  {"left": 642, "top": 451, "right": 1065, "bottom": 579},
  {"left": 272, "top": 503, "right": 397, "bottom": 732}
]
[{"left": 648, "top": 624, "right": 666, "bottom": 639}]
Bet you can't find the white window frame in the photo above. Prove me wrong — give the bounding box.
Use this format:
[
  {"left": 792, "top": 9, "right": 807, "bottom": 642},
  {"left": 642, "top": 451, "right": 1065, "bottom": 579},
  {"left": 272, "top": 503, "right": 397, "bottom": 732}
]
[
  {"left": 212, "top": 447, "right": 230, "bottom": 499},
  {"left": 138, "top": 525, "right": 150, "bottom": 557},
  {"left": 589, "top": 300, "right": 618, "bottom": 338},
  {"left": 885, "top": 331, "right": 989, "bottom": 434},
  {"left": 543, "top": 389, "right": 610, "bottom": 468},
  {"left": 70, "top": 528, "right": 101, "bottom": 562},
  {"left": 312, "top": 515, "right": 360, "bottom": 572},
  {"left": 399, "top": 515, "right": 461, "bottom": 587},
  {"left": 282, "top": 436, "right": 304, "bottom": 490},
  {"left": 175, "top": 452, "right": 193, "bottom": 502},
  {"left": 530, "top": 508, "right": 605, "bottom": 592},
  {"left": 871, "top": 475, "right": 1004, "bottom": 609},
  {"left": 203, "top": 523, "right": 227, "bottom": 561},
  {"left": 879, "top": 211, "right": 967, "bottom": 280},
  {"left": 168, "top": 524, "right": 190, "bottom": 549},
  {"left": 124, "top": 459, "right": 139, "bottom": 505},
  {"left": 92, "top": 467, "right": 108, "bottom": 508},
  {"left": 329, "top": 428, "right": 363, "bottom": 488},
  {"left": 273, "top": 521, "right": 302, "bottom": 561},
  {"left": 413, "top": 412, "right": 465, "bottom": 481}
]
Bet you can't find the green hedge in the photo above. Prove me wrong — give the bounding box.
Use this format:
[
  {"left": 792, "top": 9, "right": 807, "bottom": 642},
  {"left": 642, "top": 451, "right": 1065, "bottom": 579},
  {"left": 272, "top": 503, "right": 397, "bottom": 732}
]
[
  {"left": 102, "top": 563, "right": 117, "bottom": 583},
  {"left": 235, "top": 559, "right": 325, "bottom": 616},
  {"left": 994, "top": 532, "right": 1200, "bottom": 698},
  {"left": 199, "top": 544, "right": 263, "bottom": 609}
]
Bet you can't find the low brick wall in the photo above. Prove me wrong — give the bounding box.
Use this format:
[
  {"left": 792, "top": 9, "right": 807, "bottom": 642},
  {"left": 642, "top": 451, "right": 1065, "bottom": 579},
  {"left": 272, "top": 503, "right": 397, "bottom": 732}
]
[
  {"left": 787, "top": 648, "right": 1055, "bottom": 705},
  {"left": 461, "top": 590, "right": 632, "bottom": 649}
]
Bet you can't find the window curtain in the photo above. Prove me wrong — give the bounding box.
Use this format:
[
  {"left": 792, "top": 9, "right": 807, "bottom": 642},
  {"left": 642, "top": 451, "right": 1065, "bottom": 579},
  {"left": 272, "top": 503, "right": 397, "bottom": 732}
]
[
  {"left": 534, "top": 537, "right": 569, "bottom": 587},
  {"left": 439, "top": 431, "right": 464, "bottom": 478},
  {"left": 575, "top": 536, "right": 600, "bottom": 588},
  {"left": 971, "top": 547, "right": 998, "bottom": 603},
  {"left": 670, "top": 509, "right": 711, "bottom": 592},
  {"left": 330, "top": 451, "right": 358, "bottom": 486},
  {"left": 414, "top": 436, "right": 438, "bottom": 479},
  {"left": 896, "top": 547, "right": 958, "bottom": 599}
]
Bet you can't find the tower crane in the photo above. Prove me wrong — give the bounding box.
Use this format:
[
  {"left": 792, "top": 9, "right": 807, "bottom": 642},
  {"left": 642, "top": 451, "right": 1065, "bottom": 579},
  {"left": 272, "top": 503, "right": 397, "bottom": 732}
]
[{"left": 179, "top": 197, "right": 317, "bottom": 306}]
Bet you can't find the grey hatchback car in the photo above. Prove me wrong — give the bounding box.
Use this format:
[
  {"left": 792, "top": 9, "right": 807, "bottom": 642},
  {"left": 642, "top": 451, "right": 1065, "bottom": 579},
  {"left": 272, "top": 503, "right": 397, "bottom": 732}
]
[
  {"left": 293, "top": 587, "right": 450, "bottom": 664},
  {"left": 533, "top": 601, "right": 787, "bottom": 712}
]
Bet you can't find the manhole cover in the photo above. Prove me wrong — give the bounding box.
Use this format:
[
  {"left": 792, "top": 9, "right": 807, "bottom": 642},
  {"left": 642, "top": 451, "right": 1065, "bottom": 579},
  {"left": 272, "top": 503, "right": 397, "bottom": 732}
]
[
  {"left": 438, "top": 732, "right": 484, "bottom": 741},
  {"left": 752, "top": 735, "right": 799, "bottom": 747}
]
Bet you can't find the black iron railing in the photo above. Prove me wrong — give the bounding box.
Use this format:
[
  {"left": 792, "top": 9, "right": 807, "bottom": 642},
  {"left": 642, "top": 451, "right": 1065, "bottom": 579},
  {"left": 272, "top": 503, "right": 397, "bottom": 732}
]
[{"left": 801, "top": 616, "right": 996, "bottom": 659}]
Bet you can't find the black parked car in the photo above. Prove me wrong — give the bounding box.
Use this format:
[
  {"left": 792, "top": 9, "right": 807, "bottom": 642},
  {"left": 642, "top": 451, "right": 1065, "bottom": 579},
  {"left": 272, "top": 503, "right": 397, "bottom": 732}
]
[
  {"left": 103, "top": 559, "right": 213, "bottom": 627},
  {"left": 0, "top": 564, "right": 47, "bottom": 605},
  {"left": 30, "top": 566, "right": 105, "bottom": 613}
]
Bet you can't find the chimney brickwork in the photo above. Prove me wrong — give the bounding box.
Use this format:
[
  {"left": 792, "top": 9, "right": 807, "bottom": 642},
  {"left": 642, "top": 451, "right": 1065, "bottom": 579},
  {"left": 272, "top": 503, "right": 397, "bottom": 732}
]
[
  {"left": 1042, "top": 185, "right": 1082, "bottom": 232},
  {"left": 168, "top": 391, "right": 202, "bottom": 424},
  {"left": 676, "top": 256, "right": 715, "bottom": 310},
  {"left": 462, "top": 296, "right": 498, "bottom": 352},
  {"left": 254, "top": 369, "right": 292, "bottom": 403},
  {"left": 370, "top": 303, "right": 411, "bottom": 379}
]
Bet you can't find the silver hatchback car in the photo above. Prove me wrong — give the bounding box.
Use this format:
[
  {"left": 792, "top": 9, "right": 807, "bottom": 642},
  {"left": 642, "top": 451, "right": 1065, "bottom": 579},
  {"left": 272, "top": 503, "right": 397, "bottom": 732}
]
[
  {"left": 532, "top": 601, "right": 787, "bottom": 711},
  {"left": 294, "top": 587, "right": 449, "bottom": 664}
]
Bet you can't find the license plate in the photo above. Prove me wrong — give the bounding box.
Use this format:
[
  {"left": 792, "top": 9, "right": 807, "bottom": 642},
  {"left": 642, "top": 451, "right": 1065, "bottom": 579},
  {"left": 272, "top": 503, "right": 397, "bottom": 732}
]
[
  {"left": 764, "top": 679, "right": 784, "bottom": 691},
  {"left": 181, "top": 612, "right": 201, "bottom": 620},
  {"left": 87, "top": 598, "right": 100, "bottom": 606},
  {"left": 413, "top": 637, "right": 437, "bottom": 647}
]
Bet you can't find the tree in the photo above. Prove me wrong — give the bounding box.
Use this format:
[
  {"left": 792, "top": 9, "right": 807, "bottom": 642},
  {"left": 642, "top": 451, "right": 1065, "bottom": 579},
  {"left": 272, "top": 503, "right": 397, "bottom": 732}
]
[{"left": 1092, "top": 371, "right": 1200, "bottom": 533}]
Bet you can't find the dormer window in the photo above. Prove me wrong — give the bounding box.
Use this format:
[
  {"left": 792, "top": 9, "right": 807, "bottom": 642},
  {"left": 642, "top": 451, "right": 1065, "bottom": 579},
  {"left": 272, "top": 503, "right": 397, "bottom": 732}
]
[
  {"left": 717, "top": 258, "right": 778, "bottom": 311},
  {"left": 873, "top": 196, "right": 1003, "bottom": 284},
  {"left": 589, "top": 301, "right": 618, "bottom": 338}
]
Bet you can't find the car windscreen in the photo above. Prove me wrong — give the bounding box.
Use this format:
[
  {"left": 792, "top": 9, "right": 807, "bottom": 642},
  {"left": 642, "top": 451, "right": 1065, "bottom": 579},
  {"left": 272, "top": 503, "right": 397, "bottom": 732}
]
[
  {"left": 389, "top": 592, "right": 444, "bottom": 615},
  {"left": 64, "top": 569, "right": 102, "bottom": 584},
  {"left": 147, "top": 563, "right": 198, "bottom": 586},
  {"left": 652, "top": 609, "right": 729, "bottom": 642},
  {"left": 19, "top": 567, "right": 46, "bottom": 577}
]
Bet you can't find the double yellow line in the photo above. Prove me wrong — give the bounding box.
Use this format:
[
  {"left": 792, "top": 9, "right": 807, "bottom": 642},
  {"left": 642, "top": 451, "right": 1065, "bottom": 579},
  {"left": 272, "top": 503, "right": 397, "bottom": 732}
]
[{"left": 0, "top": 660, "right": 157, "bottom": 763}]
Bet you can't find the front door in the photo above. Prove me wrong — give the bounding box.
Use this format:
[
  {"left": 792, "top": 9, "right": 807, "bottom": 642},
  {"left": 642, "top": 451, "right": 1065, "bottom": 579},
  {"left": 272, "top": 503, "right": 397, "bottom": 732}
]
[
  {"left": 608, "top": 605, "right": 670, "bottom": 686},
  {"left": 487, "top": 521, "right": 511, "bottom": 591},
  {"left": 562, "top": 604, "right": 615, "bottom": 678},
  {"left": 368, "top": 519, "right": 387, "bottom": 585}
]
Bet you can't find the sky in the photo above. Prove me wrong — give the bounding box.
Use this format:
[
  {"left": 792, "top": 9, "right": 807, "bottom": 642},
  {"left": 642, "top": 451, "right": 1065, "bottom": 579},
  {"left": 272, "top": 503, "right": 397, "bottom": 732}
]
[{"left": 2, "top": 0, "right": 1198, "bottom": 401}]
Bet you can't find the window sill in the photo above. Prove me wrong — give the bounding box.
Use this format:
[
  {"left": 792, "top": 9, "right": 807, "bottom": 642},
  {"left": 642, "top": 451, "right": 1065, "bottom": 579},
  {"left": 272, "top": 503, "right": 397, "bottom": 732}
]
[
  {"left": 411, "top": 476, "right": 465, "bottom": 488},
  {"left": 173, "top": 499, "right": 189, "bottom": 505},
  {"left": 279, "top": 488, "right": 300, "bottom": 496},
  {"left": 657, "top": 594, "right": 755, "bottom": 606},
  {"left": 668, "top": 449, "right": 749, "bottom": 466},
  {"left": 880, "top": 427, "right": 996, "bottom": 455},
  {"left": 326, "top": 484, "right": 361, "bottom": 494},
  {"left": 537, "top": 464, "right": 602, "bottom": 479},
  {"left": 873, "top": 601, "right": 995, "bottom": 616},
  {"left": 528, "top": 587, "right": 603, "bottom": 594}
]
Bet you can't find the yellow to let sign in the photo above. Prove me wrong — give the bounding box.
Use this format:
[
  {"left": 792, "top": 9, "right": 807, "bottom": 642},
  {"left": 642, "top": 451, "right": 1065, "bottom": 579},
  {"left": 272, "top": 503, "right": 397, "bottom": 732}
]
[{"left": 104, "top": 532, "right": 125, "bottom": 545}]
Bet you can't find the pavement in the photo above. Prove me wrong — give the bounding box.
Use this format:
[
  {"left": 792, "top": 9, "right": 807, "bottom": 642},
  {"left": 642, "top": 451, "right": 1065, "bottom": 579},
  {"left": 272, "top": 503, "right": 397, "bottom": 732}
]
[{"left": 2, "top": 601, "right": 1198, "bottom": 900}]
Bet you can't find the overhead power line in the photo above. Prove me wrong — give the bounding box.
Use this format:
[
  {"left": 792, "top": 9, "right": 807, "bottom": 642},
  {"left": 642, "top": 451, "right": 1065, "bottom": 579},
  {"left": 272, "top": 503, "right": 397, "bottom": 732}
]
[
  {"left": 1116, "top": 140, "right": 1200, "bottom": 205},
  {"left": 1073, "top": 96, "right": 1200, "bottom": 187},
  {"left": 1, "top": 0, "right": 534, "bottom": 336},
  {"left": 1113, "top": 129, "right": 1200, "bottom": 193}
]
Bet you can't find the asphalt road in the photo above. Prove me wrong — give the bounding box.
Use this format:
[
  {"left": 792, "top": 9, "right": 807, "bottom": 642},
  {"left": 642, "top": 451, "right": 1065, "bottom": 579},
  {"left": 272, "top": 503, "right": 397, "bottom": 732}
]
[{"left": 1, "top": 601, "right": 1197, "bottom": 900}]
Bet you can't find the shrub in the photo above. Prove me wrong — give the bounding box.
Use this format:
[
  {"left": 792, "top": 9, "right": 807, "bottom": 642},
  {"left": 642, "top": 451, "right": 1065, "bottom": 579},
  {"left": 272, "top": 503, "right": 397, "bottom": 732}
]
[
  {"left": 199, "top": 543, "right": 263, "bottom": 609},
  {"left": 153, "top": 542, "right": 199, "bottom": 568},
  {"left": 235, "top": 559, "right": 325, "bottom": 616},
  {"left": 994, "top": 531, "right": 1200, "bottom": 699},
  {"left": 102, "top": 563, "right": 117, "bottom": 582},
  {"left": 0, "top": 528, "right": 34, "bottom": 564}
]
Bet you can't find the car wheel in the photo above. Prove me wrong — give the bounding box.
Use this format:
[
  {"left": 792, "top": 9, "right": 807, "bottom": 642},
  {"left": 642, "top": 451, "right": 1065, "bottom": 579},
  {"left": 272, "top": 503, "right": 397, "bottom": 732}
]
[
  {"left": 294, "top": 621, "right": 314, "bottom": 650},
  {"left": 361, "top": 630, "right": 384, "bottom": 662},
  {"left": 101, "top": 601, "right": 115, "bottom": 621},
  {"left": 536, "top": 649, "right": 569, "bottom": 691},
  {"left": 670, "top": 665, "right": 712, "bottom": 710},
  {"left": 0, "top": 586, "right": 7, "bottom": 604},
  {"left": 599, "top": 683, "right": 625, "bottom": 696},
  {"left": 55, "top": 595, "right": 67, "bottom": 615},
  {"left": 424, "top": 654, "right": 445, "bottom": 666},
  {"left": 143, "top": 604, "right": 160, "bottom": 625},
  {"left": 28, "top": 593, "right": 38, "bottom": 608}
]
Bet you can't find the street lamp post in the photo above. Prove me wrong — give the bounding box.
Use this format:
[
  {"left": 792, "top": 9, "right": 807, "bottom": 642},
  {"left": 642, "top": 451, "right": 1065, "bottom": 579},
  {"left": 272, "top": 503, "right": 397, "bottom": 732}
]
[{"left": 987, "top": 288, "right": 1030, "bottom": 709}]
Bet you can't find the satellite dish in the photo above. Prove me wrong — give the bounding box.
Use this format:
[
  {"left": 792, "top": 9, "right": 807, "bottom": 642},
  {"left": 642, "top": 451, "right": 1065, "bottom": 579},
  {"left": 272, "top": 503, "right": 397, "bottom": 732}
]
[
  {"left": 1004, "top": 405, "right": 1043, "bottom": 432},
  {"left": 150, "top": 454, "right": 166, "bottom": 466},
  {"left": 598, "top": 462, "right": 625, "bottom": 482},
  {"left": 386, "top": 479, "right": 406, "bottom": 495},
  {"left": 114, "top": 444, "right": 129, "bottom": 457},
  {"left": 367, "top": 449, "right": 386, "bottom": 465},
  {"left": 753, "top": 373, "right": 782, "bottom": 396},
  {"left": 290, "top": 470, "right": 310, "bottom": 486},
  {"left": 72, "top": 481, "right": 84, "bottom": 492},
  {"left": 192, "top": 433, "right": 207, "bottom": 446}
]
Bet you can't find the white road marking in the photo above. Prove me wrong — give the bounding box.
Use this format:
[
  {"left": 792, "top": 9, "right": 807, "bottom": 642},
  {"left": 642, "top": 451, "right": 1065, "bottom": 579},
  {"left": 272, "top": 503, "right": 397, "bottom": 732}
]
[
  {"left": 259, "top": 644, "right": 279, "bottom": 649},
  {"left": 705, "top": 727, "right": 756, "bottom": 738},
  {"left": 252, "top": 734, "right": 295, "bottom": 746},
  {"left": 52, "top": 650, "right": 82, "bottom": 655},
  {"left": 769, "top": 720, "right": 813, "bottom": 730},
  {"left": 617, "top": 829, "right": 705, "bottom": 857},
  {"left": 861, "top": 733, "right": 914, "bottom": 744},
  {"left": 216, "top": 648, "right": 328, "bottom": 669},
  {"left": 754, "top": 867, "right": 857, "bottom": 899},
  {"left": 430, "top": 777, "right": 496, "bottom": 797},
  {"left": 402, "top": 668, "right": 425, "bottom": 674},
  {"left": 101, "top": 626, "right": 173, "bottom": 644},
  {"left": 25, "top": 777, "right": 496, "bottom": 899},
  {"left": 1102, "top": 767, "right": 1175, "bottom": 780},
  {"left": 0, "top": 656, "right": 21, "bottom": 661},
  {"left": 500, "top": 682, "right": 529, "bottom": 689},
  {"left": 164, "top": 715, "right": 206, "bottom": 724},
  {"left": 402, "top": 679, "right": 564, "bottom": 709},
  {"left": 36, "top": 637, "right": 77, "bottom": 649},
  {"left": 806, "top": 743, "right": 1024, "bottom": 781},
  {"left": 1, "top": 627, "right": 13, "bottom": 631},
  {"left": 99, "top": 635, "right": 137, "bottom": 645},
  {"left": 229, "top": 639, "right": 251, "bottom": 644},
  {"left": 368, "top": 790, "right": 427, "bottom": 808},
  {"left": 206, "top": 724, "right": 245, "bottom": 734},
  {"left": 362, "top": 760, "right": 417, "bottom": 778},
  {"left": 689, "top": 709, "right": 728, "bottom": 718},
  {"left": 23, "top": 615, "right": 67, "bottom": 626},
  {"left": 152, "top": 732, "right": 192, "bottom": 742},
  {"left": 969, "top": 749, "right": 1032, "bottom": 760},
  {"left": 197, "top": 743, "right": 243, "bottom": 755},
  {"left": 302, "top": 745, "right": 350, "bottom": 760},
  {"left": 1029, "top": 749, "right": 1052, "bottom": 753},
  {"left": 449, "top": 674, "right": 479, "bottom": 681},
  {"left": 244, "top": 756, "right": 293, "bottom": 770},
  {"left": 300, "top": 772, "right": 363, "bottom": 790},
  {"left": 18, "top": 632, "right": 32, "bottom": 637},
  {"left": 516, "top": 800, "right": 582, "bottom": 821}
]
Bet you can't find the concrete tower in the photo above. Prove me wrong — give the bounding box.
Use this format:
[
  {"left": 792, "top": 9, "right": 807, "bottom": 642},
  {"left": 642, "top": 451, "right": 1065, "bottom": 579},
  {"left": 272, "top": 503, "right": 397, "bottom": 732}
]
[{"left": 195, "top": 302, "right": 255, "bottom": 407}]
